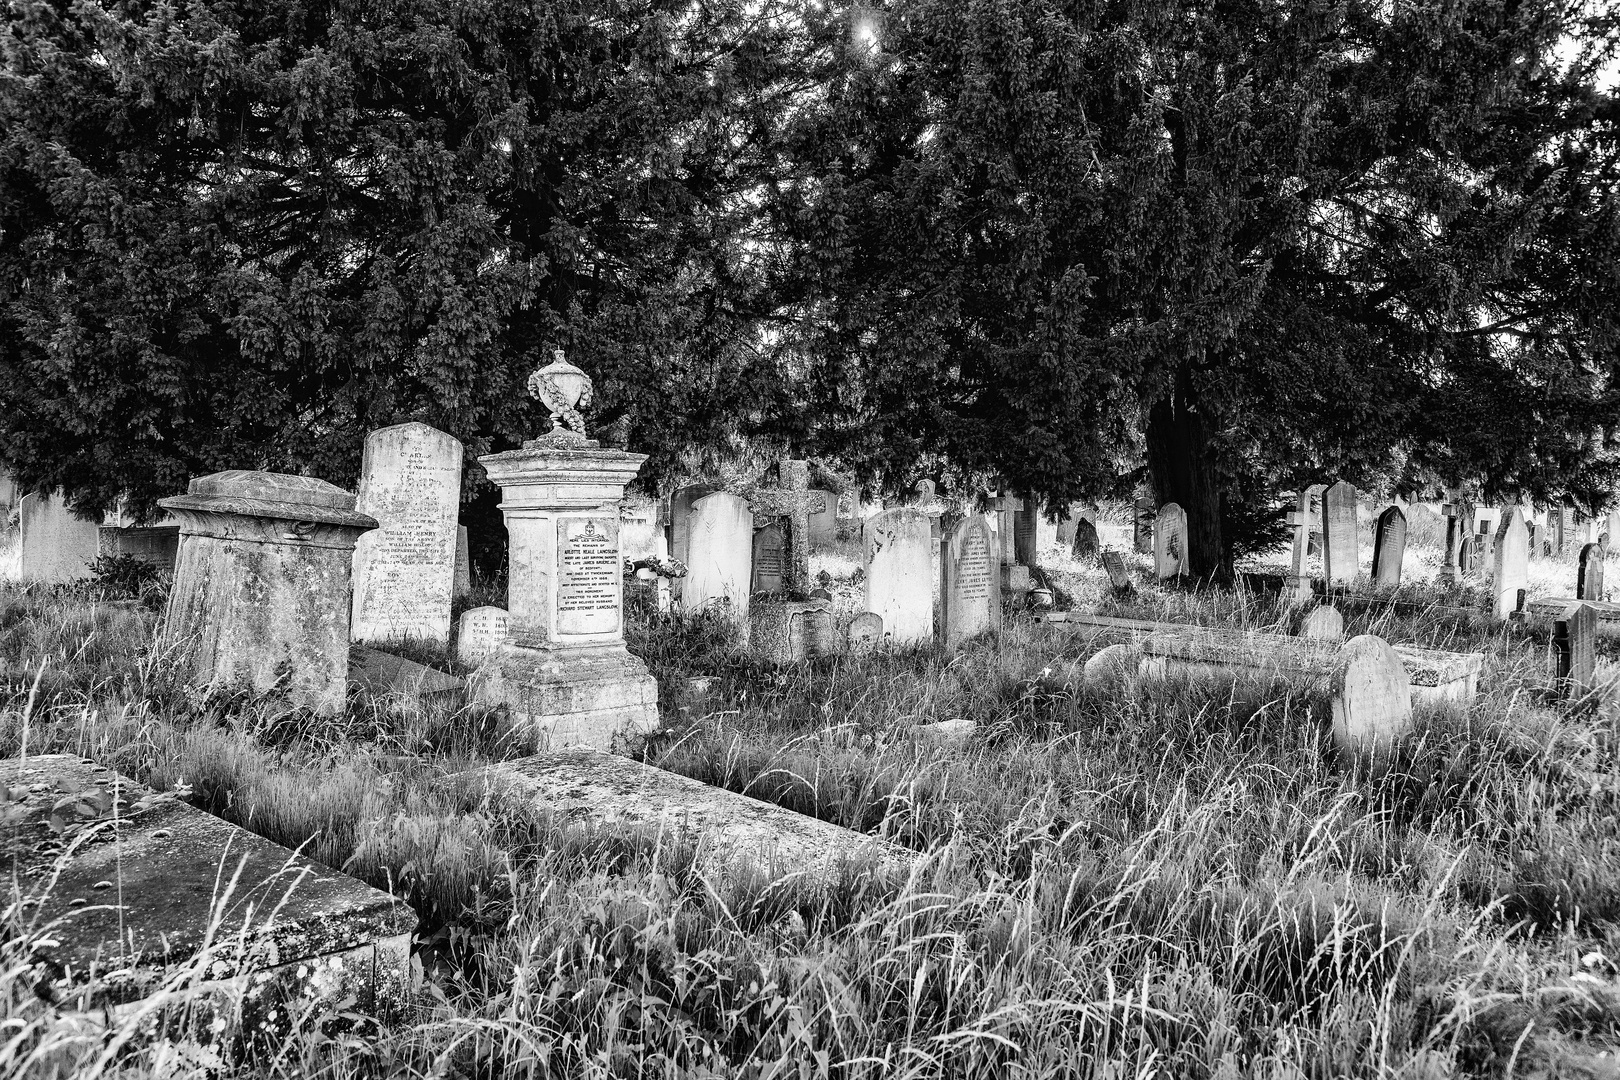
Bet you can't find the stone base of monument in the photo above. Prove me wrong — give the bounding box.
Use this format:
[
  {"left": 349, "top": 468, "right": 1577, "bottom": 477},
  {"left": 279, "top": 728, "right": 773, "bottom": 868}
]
[
  {"left": 2, "top": 756, "right": 413, "bottom": 1041},
  {"left": 748, "top": 598, "right": 834, "bottom": 664},
  {"left": 476, "top": 643, "right": 659, "bottom": 749}
]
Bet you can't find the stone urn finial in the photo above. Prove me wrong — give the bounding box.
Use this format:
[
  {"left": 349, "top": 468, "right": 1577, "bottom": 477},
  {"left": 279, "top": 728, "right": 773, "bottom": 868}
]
[{"left": 526, "top": 348, "right": 594, "bottom": 445}]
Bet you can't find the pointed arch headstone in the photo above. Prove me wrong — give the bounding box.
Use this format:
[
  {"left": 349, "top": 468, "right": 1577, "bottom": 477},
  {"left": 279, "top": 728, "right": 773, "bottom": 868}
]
[
  {"left": 1492, "top": 507, "right": 1530, "bottom": 619},
  {"left": 1371, "top": 506, "right": 1407, "bottom": 586},
  {"left": 1154, "top": 502, "right": 1188, "bottom": 581}
]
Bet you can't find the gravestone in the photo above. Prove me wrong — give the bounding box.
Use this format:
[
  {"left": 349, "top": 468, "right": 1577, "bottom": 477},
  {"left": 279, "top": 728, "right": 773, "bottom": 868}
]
[
  {"left": 1330, "top": 635, "right": 1413, "bottom": 762},
  {"left": 351, "top": 646, "right": 465, "bottom": 700},
  {"left": 1458, "top": 535, "right": 1478, "bottom": 574},
  {"left": 1492, "top": 508, "right": 1530, "bottom": 619},
  {"left": 1554, "top": 602, "right": 1598, "bottom": 697},
  {"left": 1153, "top": 502, "right": 1188, "bottom": 581},
  {"left": 160, "top": 471, "right": 377, "bottom": 715},
  {"left": 1056, "top": 507, "right": 1080, "bottom": 550},
  {"left": 1013, "top": 498, "right": 1039, "bottom": 567},
  {"left": 1370, "top": 506, "right": 1407, "bottom": 587},
  {"left": 15, "top": 492, "right": 100, "bottom": 584},
  {"left": 750, "top": 599, "right": 833, "bottom": 664},
  {"left": 751, "top": 523, "right": 786, "bottom": 596},
  {"left": 848, "top": 611, "right": 884, "bottom": 653},
  {"left": 457, "top": 605, "right": 510, "bottom": 667},
  {"left": 1301, "top": 606, "right": 1345, "bottom": 641},
  {"left": 1084, "top": 643, "right": 1141, "bottom": 690},
  {"left": 1306, "top": 484, "right": 1327, "bottom": 555},
  {"left": 1101, "top": 550, "right": 1133, "bottom": 594},
  {"left": 1072, "top": 518, "right": 1100, "bottom": 561},
  {"left": 3, "top": 755, "right": 413, "bottom": 1024},
  {"left": 666, "top": 484, "right": 716, "bottom": 601},
  {"left": 99, "top": 504, "right": 182, "bottom": 570},
  {"left": 991, "top": 493, "right": 1030, "bottom": 592},
  {"left": 864, "top": 508, "right": 933, "bottom": 646},
  {"left": 746, "top": 461, "right": 826, "bottom": 599},
  {"left": 1284, "top": 489, "right": 1314, "bottom": 602},
  {"left": 807, "top": 489, "right": 839, "bottom": 546},
  {"left": 1133, "top": 497, "right": 1155, "bottom": 554},
  {"left": 1438, "top": 498, "right": 1465, "bottom": 584},
  {"left": 683, "top": 492, "right": 754, "bottom": 618},
  {"left": 351, "top": 422, "right": 464, "bottom": 651},
  {"left": 941, "top": 516, "right": 999, "bottom": 652},
  {"left": 1579, "top": 541, "right": 1606, "bottom": 601},
  {"left": 453, "top": 525, "right": 471, "bottom": 598},
  {"left": 1321, "top": 481, "right": 1359, "bottom": 586}
]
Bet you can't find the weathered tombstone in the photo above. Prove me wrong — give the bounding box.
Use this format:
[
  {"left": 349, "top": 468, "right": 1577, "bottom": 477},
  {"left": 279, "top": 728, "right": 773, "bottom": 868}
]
[
  {"left": 1072, "top": 518, "right": 1100, "bottom": 561},
  {"left": 1284, "top": 489, "right": 1313, "bottom": 602},
  {"left": 751, "top": 523, "right": 786, "bottom": 596},
  {"left": 1013, "top": 498, "right": 1039, "bottom": 566},
  {"left": 1554, "top": 602, "right": 1598, "bottom": 697},
  {"left": 15, "top": 491, "right": 100, "bottom": 584},
  {"left": 807, "top": 489, "right": 839, "bottom": 546},
  {"left": 453, "top": 525, "right": 472, "bottom": 599},
  {"left": 1321, "top": 481, "right": 1358, "bottom": 586},
  {"left": 746, "top": 461, "right": 826, "bottom": 599},
  {"left": 1056, "top": 506, "right": 1080, "bottom": 549},
  {"left": 1579, "top": 541, "right": 1607, "bottom": 601},
  {"left": 1133, "top": 497, "right": 1155, "bottom": 554},
  {"left": 1306, "top": 484, "right": 1327, "bottom": 555},
  {"left": 1301, "top": 605, "right": 1345, "bottom": 641},
  {"left": 848, "top": 611, "right": 884, "bottom": 653},
  {"left": 666, "top": 483, "right": 715, "bottom": 601},
  {"left": 991, "top": 493, "right": 1029, "bottom": 592},
  {"left": 1330, "top": 635, "right": 1413, "bottom": 762},
  {"left": 3, "top": 755, "right": 413, "bottom": 1026},
  {"left": 351, "top": 422, "right": 464, "bottom": 651},
  {"left": 456, "top": 605, "right": 510, "bottom": 667},
  {"left": 864, "top": 508, "right": 933, "bottom": 646},
  {"left": 1153, "top": 502, "right": 1188, "bottom": 581},
  {"left": 682, "top": 492, "right": 754, "bottom": 619},
  {"left": 1370, "top": 505, "right": 1407, "bottom": 587},
  {"left": 99, "top": 504, "right": 182, "bottom": 570},
  {"left": 750, "top": 599, "right": 833, "bottom": 664},
  {"left": 159, "top": 471, "right": 378, "bottom": 715},
  {"left": 941, "top": 516, "right": 999, "bottom": 652},
  {"left": 1492, "top": 508, "right": 1530, "bottom": 619},
  {"left": 1556, "top": 506, "right": 1574, "bottom": 555},
  {"left": 474, "top": 352, "right": 659, "bottom": 747},
  {"left": 1438, "top": 498, "right": 1464, "bottom": 585},
  {"left": 1101, "top": 550, "right": 1134, "bottom": 594}
]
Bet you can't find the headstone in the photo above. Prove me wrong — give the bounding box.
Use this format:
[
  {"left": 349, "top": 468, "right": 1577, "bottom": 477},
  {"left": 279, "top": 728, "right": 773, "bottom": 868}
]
[
  {"left": 160, "top": 471, "right": 378, "bottom": 715},
  {"left": 453, "top": 525, "right": 471, "bottom": 598},
  {"left": 457, "top": 605, "right": 510, "bottom": 667},
  {"left": 683, "top": 492, "right": 754, "bottom": 618},
  {"left": 1153, "top": 502, "right": 1188, "bottom": 581},
  {"left": 807, "top": 489, "right": 838, "bottom": 546},
  {"left": 751, "top": 523, "right": 786, "bottom": 596},
  {"left": 1072, "top": 518, "right": 1100, "bottom": 561},
  {"left": 1301, "top": 605, "right": 1345, "bottom": 641},
  {"left": 1133, "top": 497, "right": 1155, "bottom": 554},
  {"left": 941, "top": 516, "right": 999, "bottom": 652},
  {"left": 1306, "top": 484, "right": 1327, "bottom": 555},
  {"left": 15, "top": 491, "right": 100, "bottom": 583},
  {"left": 746, "top": 460, "right": 826, "bottom": 598},
  {"left": 1554, "top": 602, "right": 1598, "bottom": 697},
  {"left": 666, "top": 483, "right": 715, "bottom": 601},
  {"left": 1284, "top": 489, "right": 1313, "bottom": 602},
  {"left": 1083, "top": 643, "right": 1141, "bottom": 690},
  {"left": 990, "top": 493, "right": 1029, "bottom": 592},
  {"left": 1056, "top": 507, "right": 1080, "bottom": 549},
  {"left": 2, "top": 755, "right": 413, "bottom": 1024},
  {"left": 1438, "top": 498, "right": 1464, "bottom": 585},
  {"left": 1370, "top": 506, "right": 1407, "bottom": 586},
  {"left": 1321, "top": 481, "right": 1358, "bottom": 586},
  {"left": 99, "top": 524, "right": 182, "bottom": 570},
  {"left": 1579, "top": 541, "right": 1606, "bottom": 601},
  {"left": 1101, "top": 550, "right": 1133, "bottom": 593},
  {"left": 1492, "top": 508, "right": 1530, "bottom": 619},
  {"left": 864, "top": 508, "right": 932, "bottom": 646},
  {"left": 1556, "top": 506, "right": 1574, "bottom": 555},
  {"left": 350, "top": 422, "right": 464, "bottom": 651},
  {"left": 848, "top": 611, "right": 884, "bottom": 653},
  {"left": 1013, "top": 499, "right": 1039, "bottom": 566},
  {"left": 1330, "top": 635, "right": 1414, "bottom": 762},
  {"left": 1035, "top": 510, "right": 1058, "bottom": 555},
  {"left": 749, "top": 599, "right": 833, "bottom": 664}
]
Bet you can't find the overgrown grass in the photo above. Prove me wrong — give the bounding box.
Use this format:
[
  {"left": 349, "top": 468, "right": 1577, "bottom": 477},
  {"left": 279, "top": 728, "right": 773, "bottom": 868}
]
[{"left": 4, "top": 561, "right": 1620, "bottom": 1077}]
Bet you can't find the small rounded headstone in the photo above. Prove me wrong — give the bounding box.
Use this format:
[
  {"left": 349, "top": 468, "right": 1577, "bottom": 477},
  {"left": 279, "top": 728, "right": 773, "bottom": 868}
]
[
  {"left": 848, "top": 611, "right": 883, "bottom": 653},
  {"left": 1300, "top": 605, "right": 1345, "bottom": 642},
  {"left": 1083, "top": 643, "right": 1141, "bottom": 691},
  {"left": 1330, "top": 634, "right": 1413, "bottom": 762}
]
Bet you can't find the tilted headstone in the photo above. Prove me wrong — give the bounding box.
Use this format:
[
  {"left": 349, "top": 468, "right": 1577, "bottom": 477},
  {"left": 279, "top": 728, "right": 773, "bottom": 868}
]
[
  {"left": 1321, "top": 481, "right": 1358, "bottom": 586},
  {"left": 941, "top": 516, "right": 999, "bottom": 652},
  {"left": 1579, "top": 541, "right": 1607, "bottom": 601},
  {"left": 751, "top": 523, "right": 786, "bottom": 596},
  {"left": 456, "top": 605, "right": 510, "bottom": 667},
  {"left": 807, "top": 489, "right": 838, "bottom": 546},
  {"left": 1072, "top": 518, "right": 1100, "bottom": 561},
  {"left": 1370, "top": 505, "right": 1407, "bottom": 586},
  {"left": 1330, "top": 634, "right": 1413, "bottom": 762},
  {"left": 453, "top": 525, "right": 471, "bottom": 599},
  {"left": 15, "top": 491, "right": 100, "bottom": 584},
  {"left": 848, "top": 611, "right": 884, "bottom": 653},
  {"left": 1492, "top": 508, "right": 1530, "bottom": 619},
  {"left": 160, "top": 471, "right": 378, "bottom": 715},
  {"left": 351, "top": 422, "right": 464, "bottom": 651},
  {"left": 746, "top": 460, "right": 826, "bottom": 599},
  {"left": 1133, "top": 497, "right": 1155, "bottom": 554},
  {"left": 1301, "top": 605, "right": 1345, "bottom": 641},
  {"left": 1554, "top": 602, "right": 1597, "bottom": 697},
  {"left": 682, "top": 491, "right": 754, "bottom": 618},
  {"left": 1101, "top": 550, "right": 1133, "bottom": 593},
  {"left": 1153, "top": 502, "right": 1188, "bottom": 581},
  {"left": 864, "top": 508, "right": 933, "bottom": 646}
]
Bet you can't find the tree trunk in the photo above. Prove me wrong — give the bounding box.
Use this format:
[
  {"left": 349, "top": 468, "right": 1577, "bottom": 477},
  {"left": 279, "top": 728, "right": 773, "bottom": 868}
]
[{"left": 1145, "top": 367, "right": 1228, "bottom": 581}]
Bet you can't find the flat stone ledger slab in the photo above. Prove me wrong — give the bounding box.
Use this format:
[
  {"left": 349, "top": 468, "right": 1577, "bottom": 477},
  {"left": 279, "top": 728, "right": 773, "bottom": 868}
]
[
  {"left": 1, "top": 755, "right": 412, "bottom": 1022},
  {"left": 475, "top": 446, "right": 659, "bottom": 749},
  {"left": 160, "top": 471, "right": 378, "bottom": 716},
  {"left": 351, "top": 423, "right": 464, "bottom": 652},
  {"left": 470, "top": 749, "right": 914, "bottom": 884}
]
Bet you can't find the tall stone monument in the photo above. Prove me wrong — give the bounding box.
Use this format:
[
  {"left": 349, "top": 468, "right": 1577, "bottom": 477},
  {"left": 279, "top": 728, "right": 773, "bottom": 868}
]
[
  {"left": 1492, "top": 507, "right": 1529, "bottom": 620},
  {"left": 351, "top": 422, "right": 464, "bottom": 651},
  {"left": 474, "top": 351, "right": 659, "bottom": 748},
  {"left": 1321, "top": 481, "right": 1358, "bottom": 586},
  {"left": 1284, "top": 488, "right": 1313, "bottom": 602},
  {"left": 941, "top": 516, "right": 999, "bottom": 652},
  {"left": 159, "top": 472, "right": 378, "bottom": 715}
]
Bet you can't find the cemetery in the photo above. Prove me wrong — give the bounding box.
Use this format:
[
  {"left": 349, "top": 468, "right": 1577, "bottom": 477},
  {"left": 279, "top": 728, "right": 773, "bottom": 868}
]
[{"left": 0, "top": 2, "right": 1618, "bottom": 1077}]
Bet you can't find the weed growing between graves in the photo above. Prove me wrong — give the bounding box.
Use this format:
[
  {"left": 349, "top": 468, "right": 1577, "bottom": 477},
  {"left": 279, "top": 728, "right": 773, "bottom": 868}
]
[{"left": 4, "top": 581, "right": 1620, "bottom": 1076}]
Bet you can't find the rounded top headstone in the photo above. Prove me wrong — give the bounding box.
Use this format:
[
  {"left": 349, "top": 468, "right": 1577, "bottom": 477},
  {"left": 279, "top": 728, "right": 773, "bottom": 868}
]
[
  {"left": 187, "top": 470, "right": 357, "bottom": 510},
  {"left": 1331, "top": 633, "right": 1413, "bottom": 762}
]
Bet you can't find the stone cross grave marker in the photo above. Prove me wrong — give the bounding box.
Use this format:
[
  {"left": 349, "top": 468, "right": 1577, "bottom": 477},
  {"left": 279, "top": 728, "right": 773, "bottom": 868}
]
[
  {"left": 1555, "top": 601, "right": 1598, "bottom": 698},
  {"left": 1371, "top": 505, "right": 1407, "bottom": 586},
  {"left": 682, "top": 492, "right": 754, "bottom": 619},
  {"left": 751, "top": 522, "right": 786, "bottom": 596},
  {"left": 457, "top": 605, "right": 510, "bottom": 667},
  {"left": 1579, "top": 540, "right": 1607, "bottom": 601},
  {"left": 1133, "top": 497, "right": 1155, "bottom": 554},
  {"left": 1154, "top": 502, "right": 1188, "bottom": 581},
  {"left": 1330, "top": 634, "right": 1413, "bottom": 763},
  {"left": 1284, "top": 489, "right": 1313, "bottom": 601},
  {"left": 1438, "top": 497, "right": 1465, "bottom": 585},
  {"left": 15, "top": 491, "right": 100, "bottom": 584},
  {"left": 1321, "top": 481, "right": 1358, "bottom": 586},
  {"left": 1492, "top": 507, "right": 1530, "bottom": 619},
  {"left": 848, "top": 611, "right": 884, "bottom": 653},
  {"left": 351, "top": 422, "right": 463, "bottom": 651},
  {"left": 941, "top": 515, "right": 999, "bottom": 652},
  {"left": 864, "top": 508, "right": 933, "bottom": 646},
  {"left": 746, "top": 460, "right": 827, "bottom": 600},
  {"left": 991, "top": 493, "right": 1030, "bottom": 592}
]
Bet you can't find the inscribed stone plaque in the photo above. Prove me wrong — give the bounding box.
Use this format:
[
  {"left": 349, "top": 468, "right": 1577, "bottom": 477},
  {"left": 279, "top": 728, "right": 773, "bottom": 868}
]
[
  {"left": 15, "top": 491, "right": 100, "bottom": 584},
  {"left": 864, "top": 508, "right": 933, "bottom": 646},
  {"left": 351, "top": 422, "right": 463, "bottom": 650},
  {"left": 1133, "top": 498, "right": 1155, "bottom": 554},
  {"left": 457, "top": 605, "right": 510, "bottom": 666},
  {"left": 556, "top": 517, "right": 622, "bottom": 636},
  {"left": 1492, "top": 508, "right": 1530, "bottom": 619},
  {"left": 1580, "top": 542, "right": 1606, "bottom": 601},
  {"left": 942, "top": 516, "right": 999, "bottom": 651},
  {"left": 752, "top": 524, "right": 786, "bottom": 596},
  {"left": 1154, "top": 502, "right": 1188, "bottom": 581},
  {"left": 1321, "top": 481, "right": 1359, "bottom": 586},
  {"left": 1072, "top": 519, "right": 1100, "bottom": 561},
  {"left": 682, "top": 492, "right": 753, "bottom": 618},
  {"left": 808, "top": 490, "right": 838, "bottom": 546},
  {"left": 1371, "top": 506, "right": 1407, "bottom": 587}
]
